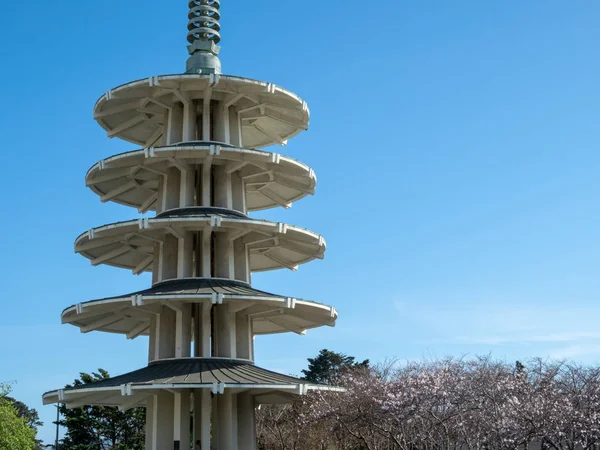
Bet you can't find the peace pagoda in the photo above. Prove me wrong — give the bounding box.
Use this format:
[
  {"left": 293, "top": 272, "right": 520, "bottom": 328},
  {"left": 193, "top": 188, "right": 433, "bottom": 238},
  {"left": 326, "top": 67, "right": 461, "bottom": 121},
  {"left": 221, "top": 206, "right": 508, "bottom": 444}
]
[{"left": 44, "top": 2, "right": 340, "bottom": 448}]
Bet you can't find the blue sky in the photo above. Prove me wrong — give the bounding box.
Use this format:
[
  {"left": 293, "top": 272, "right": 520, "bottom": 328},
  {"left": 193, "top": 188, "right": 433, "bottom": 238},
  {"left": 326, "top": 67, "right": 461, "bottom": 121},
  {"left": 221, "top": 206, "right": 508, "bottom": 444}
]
[{"left": 2, "top": 0, "right": 600, "bottom": 445}]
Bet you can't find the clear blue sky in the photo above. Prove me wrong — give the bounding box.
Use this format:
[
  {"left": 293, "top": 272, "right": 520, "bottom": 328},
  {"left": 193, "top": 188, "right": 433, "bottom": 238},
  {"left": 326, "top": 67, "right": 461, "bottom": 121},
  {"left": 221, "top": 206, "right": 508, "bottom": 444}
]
[{"left": 2, "top": 0, "right": 600, "bottom": 445}]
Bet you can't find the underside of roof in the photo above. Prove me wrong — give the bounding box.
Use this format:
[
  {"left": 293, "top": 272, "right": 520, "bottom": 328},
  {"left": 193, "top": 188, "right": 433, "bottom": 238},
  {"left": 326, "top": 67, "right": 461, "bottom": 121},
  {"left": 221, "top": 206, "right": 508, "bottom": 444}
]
[
  {"left": 93, "top": 74, "right": 310, "bottom": 149},
  {"left": 85, "top": 143, "right": 317, "bottom": 212},
  {"left": 61, "top": 278, "right": 337, "bottom": 336},
  {"left": 75, "top": 208, "right": 326, "bottom": 273}
]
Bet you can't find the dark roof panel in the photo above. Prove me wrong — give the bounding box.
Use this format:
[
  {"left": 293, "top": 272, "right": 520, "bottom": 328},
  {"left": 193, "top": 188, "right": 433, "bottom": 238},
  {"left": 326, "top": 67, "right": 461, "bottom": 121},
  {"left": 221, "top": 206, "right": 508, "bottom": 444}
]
[
  {"left": 105, "top": 278, "right": 279, "bottom": 301},
  {"left": 67, "top": 358, "right": 306, "bottom": 392},
  {"left": 156, "top": 207, "right": 248, "bottom": 219}
]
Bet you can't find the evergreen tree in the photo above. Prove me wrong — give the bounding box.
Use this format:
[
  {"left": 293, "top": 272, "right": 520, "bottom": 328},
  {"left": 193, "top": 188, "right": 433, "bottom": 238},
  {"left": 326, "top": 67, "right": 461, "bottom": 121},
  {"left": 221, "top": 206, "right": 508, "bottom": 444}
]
[
  {"left": 301, "top": 349, "right": 369, "bottom": 384},
  {"left": 0, "top": 383, "right": 38, "bottom": 450},
  {"left": 6, "top": 394, "right": 43, "bottom": 449},
  {"left": 57, "top": 369, "right": 145, "bottom": 450}
]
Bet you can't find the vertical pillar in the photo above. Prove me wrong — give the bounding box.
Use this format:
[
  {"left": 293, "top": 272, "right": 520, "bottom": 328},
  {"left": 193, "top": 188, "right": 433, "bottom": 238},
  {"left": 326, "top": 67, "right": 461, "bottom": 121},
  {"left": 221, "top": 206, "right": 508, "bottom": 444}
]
[
  {"left": 237, "top": 393, "right": 256, "bottom": 450},
  {"left": 152, "top": 242, "right": 161, "bottom": 285},
  {"left": 202, "top": 162, "right": 212, "bottom": 207},
  {"left": 211, "top": 395, "right": 219, "bottom": 450},
  {"left": 214, "top": 232, "right": 233, "bottom": 279},
  {"left": 231, "top": 172, "right": 246, "bottom": 214},
  {"left": 164, "top": 167, "right": 181, "bottom": 211},
  {"left": 236, "top": 314, "right": 252, "bottom": 361},
  {"left": 213, "top": 101, "right": 231, "bottom": 144},
  {"left": 175, "top": 304, "right": 192, "bottom": 358},
  {"left": 202, "top": 231, "right": 212, "bottom": 278},
  {"left": 174, "top": 392, "right": 191, "bottom": 450},
  {"left": 167, "top": 103, "right": 184, "bottom": 145},
  {"left": 232, "top": 394, "right": 238, "bottom": 450},
  {"left": 217, "top": 391, "right": 234, "bottom": 450},
  {"left": 180, "top": 166, "right": 196, "bottom": 208},
  {"left": 183, "top": 100, "right": 196, "bottom": 142},
  {"left": 145, "top": 395, "right": 157, "bottom": 450},
  {"left": 193, "top": 305, "right": 201, "bottom": 357},
  {"left": 162, "top": 235, "right": 179, "bottom": 281},
  {"left": 148, "top": 315, "right": 157, "bottom": 362},
  {"left": 193, "top": 300, "right": 213, "bottom": 357},
  {"left": 213, "top": 166, "right": 233, "bottom": 209},
  {"left": 178, "top": 232, "right": 194, "bottom": 279},
  {"left": 229, "top": 108, "right": 242, "bottom": 147},
  {"left": 156, "top": 176, "right": 165, "bottom": 215},
  {"left": 216, "top": 305, "right": 236, "bottom": 358},
  {"left": 156, "top": 393, "right": 175, "bottom": 449},
  {"left": 157, "top": 306, "right": 176, "bottom": 359},
  {"left": 203, "top": 91, "right": 212, "bottom": 141},
  {"left": 233, "top": 239, "right": 250, "bottom": 283},
  {"left": 200, "top": 389, "right": 212, "bottom": 450}
]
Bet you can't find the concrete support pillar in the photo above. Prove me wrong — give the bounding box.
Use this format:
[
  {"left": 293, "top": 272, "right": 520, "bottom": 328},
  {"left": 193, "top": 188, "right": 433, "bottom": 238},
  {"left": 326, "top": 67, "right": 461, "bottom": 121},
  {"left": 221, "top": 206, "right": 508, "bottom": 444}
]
[
  {"left": 175, "top": 304, "right": 192, "bottom": 358},
  {"left": 217, "top": 391, "right": 234, "bottom": 450},
  {"left": 156, "top": 177, "right": 165, "bottom": 215},
  {"left": 180, "top": 166, "right": 196, "bottom": 208},
  {"left": 237, "top": 393, "right": 256, "bottom": 450},
  {"left": 231, "top": 172, "right": 246, "bottom": 214},
  {"left": 213, "top": 101, "right": 231, "bottom": 144},
  {"left": 148, "top": 315, "right": 157, "bottom": 362},
  {"left": 152, "top": 242, "right": 160, "bottom": 285},
  {"left": 194, "top": 303, "right": 212, "bottom": 358},
  {"left": 216, "top": 305, "right": 236, "bottom": 358},
  {"left": 145, "top": 395, "right": 157, "bottom": 450},
  {"left": 157, "top": 306, "right": 176, "bottom": 360},
  {"left": 183, "top": 100, "right": 197, "bottom": 142},
  {"left": 211, "top": 395, "right": 219, "bottom": 450},
  {"left": 233, "top": 239, "right": 250, "bottom": 283},
  {"left": 156, "top": 392, "right": 175, "bottom": 450},
  {"left": 236, "top": 314, "right": 252, "bottom": 361},
  {"left": 229, "top": 109, "right": 242, "bottom": 147},
  {"left": 193, "top": 231, "right": 211, "bottom": 278},
  {"left": 203, "top": 231, "right": 212, "bottom": 279},
  {"left": 201, "top": 163, "right": 212, "bottom": 207},
  {"left": 164, "top": 167, "right": 182, "bottom": 211},
  {"left": 161, "top": 235, "right": 179, "bottom": 281},
  {"left": 167, "top": 103, "right": 184, "bottom": 145},
  {"left": 202, "top": 92, "right": 212, "bottom": 141},
  {"left": 232, "top": 394, "right": 238, "bottom": 450},
  {"left": 202, "top": 303, "right": 212, "bottom": 357},
  {"left": 174, "top": 392, "right": 191, "bottom": 450},
  {"left": 214, "top": 232, "right": 233, "bottom": 279},
  {"left": 178, "top": 232, "right": 194, "bottom": 279},
  {"left": 193, "top": 389, "right": 212, "bottom": 450},
  {"left": 213, "top": 166, "right": 232, "bottom": 209}
]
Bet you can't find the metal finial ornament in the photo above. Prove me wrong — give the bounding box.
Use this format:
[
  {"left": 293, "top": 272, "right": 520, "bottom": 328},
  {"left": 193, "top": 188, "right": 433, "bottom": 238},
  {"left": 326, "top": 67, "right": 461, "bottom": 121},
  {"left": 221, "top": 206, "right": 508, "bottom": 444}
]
[{"left": 186, "top": 0, "right": 222, "bottom": 74}]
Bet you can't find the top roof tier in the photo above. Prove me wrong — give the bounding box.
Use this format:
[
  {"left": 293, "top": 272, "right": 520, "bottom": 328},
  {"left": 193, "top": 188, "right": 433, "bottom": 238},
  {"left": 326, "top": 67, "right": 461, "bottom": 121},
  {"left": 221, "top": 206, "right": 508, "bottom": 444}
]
[{"left": 94, "top": 74, "right": 310, "bottom": 149}]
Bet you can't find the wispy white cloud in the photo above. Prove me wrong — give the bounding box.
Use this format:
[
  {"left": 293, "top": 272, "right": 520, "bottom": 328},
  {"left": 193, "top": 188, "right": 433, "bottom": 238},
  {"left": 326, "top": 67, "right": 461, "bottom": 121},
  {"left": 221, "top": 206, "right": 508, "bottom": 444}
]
[
  {"left": 457, "top": 331, "right": 600, "bottom": 345},
  {"left": 393, "top": 297, "right": 600, "bottom": 360},
  {"left": 550, "top": 344, "right": 600, "bottom": 360}
]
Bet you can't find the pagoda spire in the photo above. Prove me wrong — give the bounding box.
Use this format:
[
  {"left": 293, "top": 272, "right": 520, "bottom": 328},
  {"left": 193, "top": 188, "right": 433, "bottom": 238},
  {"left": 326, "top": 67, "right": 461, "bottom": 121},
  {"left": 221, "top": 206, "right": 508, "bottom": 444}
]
[{"left": 186, "top": 0, "right": 222, "bottom": 74}]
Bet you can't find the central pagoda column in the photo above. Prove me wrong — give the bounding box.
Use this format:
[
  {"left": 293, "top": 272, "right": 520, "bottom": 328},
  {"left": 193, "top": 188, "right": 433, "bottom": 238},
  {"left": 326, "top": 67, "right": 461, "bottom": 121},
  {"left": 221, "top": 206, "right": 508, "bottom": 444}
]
[{"left": 142, "top": 82, "right": 259, "bottom": 447}]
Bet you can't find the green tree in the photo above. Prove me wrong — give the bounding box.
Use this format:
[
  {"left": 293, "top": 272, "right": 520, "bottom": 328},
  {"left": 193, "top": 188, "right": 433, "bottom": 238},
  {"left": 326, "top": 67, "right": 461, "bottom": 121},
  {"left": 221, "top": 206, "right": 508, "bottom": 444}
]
[
  {"left": 0, "top": 383, "right": 38, "bottom": 450},
  {"left": 58, "top": 369, "right": 145, "bottom": 450},
  {"left": 301, "top": 349, "right": 369, "bottom": 384},
  {"left": 6, "top": 394, "right": 44, "bottom": 449}
]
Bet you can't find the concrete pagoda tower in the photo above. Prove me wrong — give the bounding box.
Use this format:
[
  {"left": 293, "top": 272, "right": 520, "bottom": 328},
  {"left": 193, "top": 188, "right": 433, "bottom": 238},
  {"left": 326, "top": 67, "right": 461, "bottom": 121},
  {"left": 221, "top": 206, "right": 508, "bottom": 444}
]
[{"left": 43, "top": 1, "right": 340, "bottom": 449}]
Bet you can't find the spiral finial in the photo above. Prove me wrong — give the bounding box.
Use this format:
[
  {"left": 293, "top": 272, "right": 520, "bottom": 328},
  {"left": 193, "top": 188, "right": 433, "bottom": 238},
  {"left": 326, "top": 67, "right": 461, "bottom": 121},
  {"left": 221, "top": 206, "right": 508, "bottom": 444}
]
[{"left": 186, "top": 0, "right": 222, "bottom": 74}]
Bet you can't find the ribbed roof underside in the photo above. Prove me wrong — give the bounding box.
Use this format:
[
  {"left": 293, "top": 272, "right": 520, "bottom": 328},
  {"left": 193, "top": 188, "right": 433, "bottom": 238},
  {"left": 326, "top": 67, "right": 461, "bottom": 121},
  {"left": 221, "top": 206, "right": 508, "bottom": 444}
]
[
  {"left": 85, "top": 144, "right": 316, "bottom": 213},
  {"left": 61, "top": 278, "right": 337, "bottom": 337}
]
